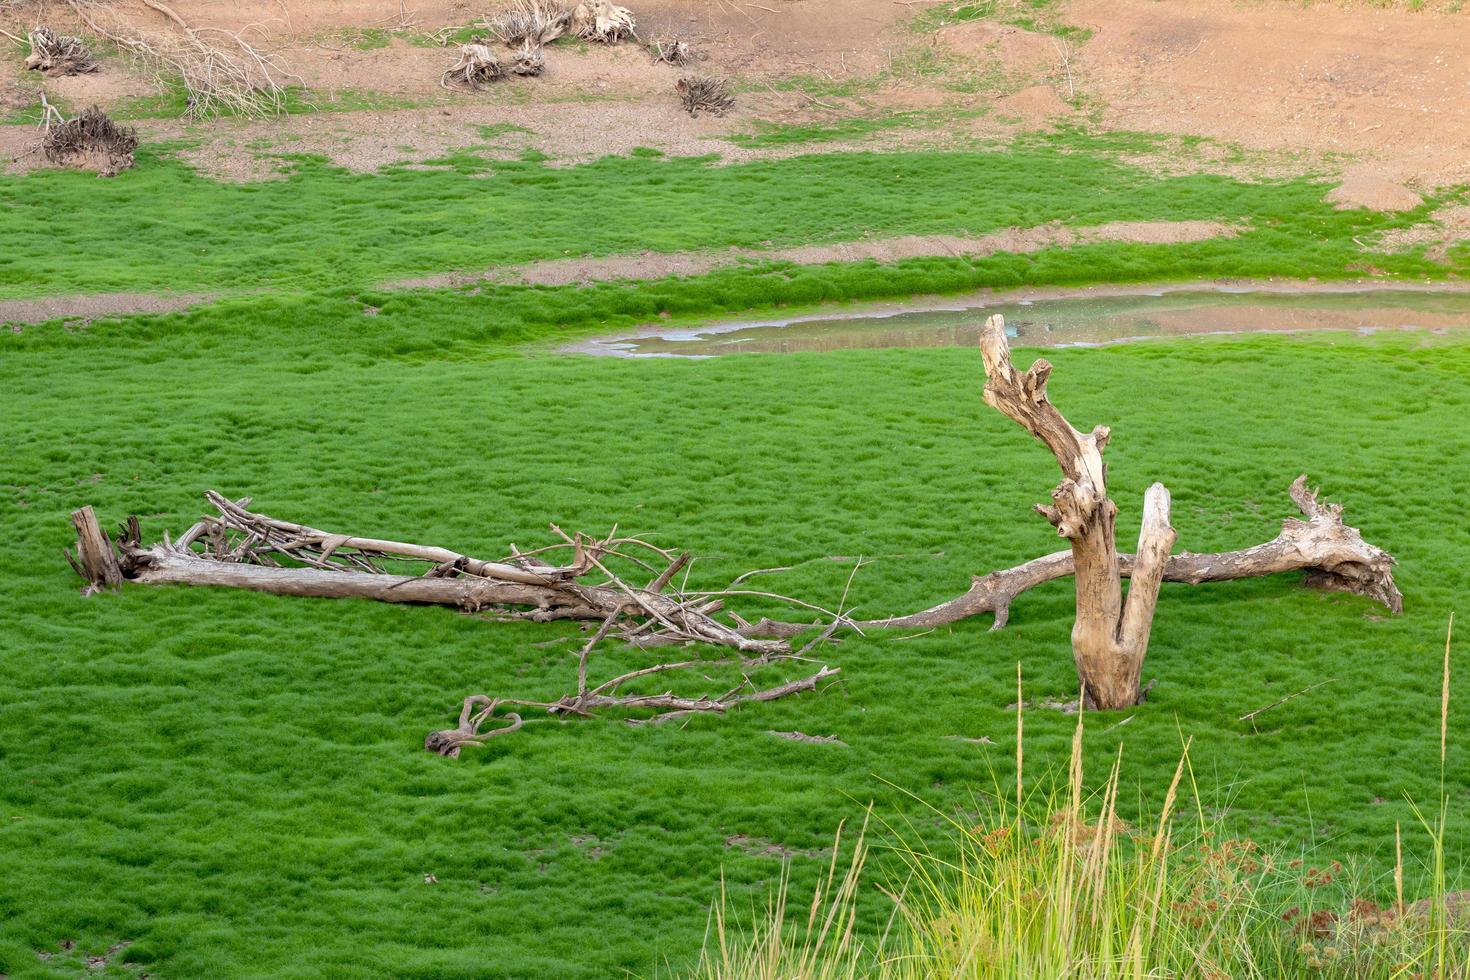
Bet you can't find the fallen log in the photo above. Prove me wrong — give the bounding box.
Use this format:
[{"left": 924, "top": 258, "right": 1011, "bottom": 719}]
[
  {"left": 748, "top": 474, "right": 1401, "bottom": 639},
  {"left": 68, "top": 496, "right": 845, "bottom": 750},
  {"left": 70, "top": 497, "right": 796, "bottom": 655}
]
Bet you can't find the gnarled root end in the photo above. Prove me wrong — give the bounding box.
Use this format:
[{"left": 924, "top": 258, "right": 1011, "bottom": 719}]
[{"left": 1286, "top": 475, "right": 1403, "bottom": 614}]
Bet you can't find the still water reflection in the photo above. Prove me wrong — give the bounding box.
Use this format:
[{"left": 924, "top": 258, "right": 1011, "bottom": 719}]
[{"left": 571, "top": 287, "right": 1470, "bottom": 357}]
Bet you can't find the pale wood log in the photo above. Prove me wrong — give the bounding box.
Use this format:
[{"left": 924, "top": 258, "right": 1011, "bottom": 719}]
[{"left": 118, "top": 544, "right": 787, "bottom": 655}]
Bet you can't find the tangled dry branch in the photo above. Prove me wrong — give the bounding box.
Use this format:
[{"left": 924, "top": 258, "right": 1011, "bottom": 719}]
[
  {"left": 67, "top": 495, "right": 844, "bottom": 753},
  {"left": 25, "top": 26, "right": 97, "bottom": 75},
  {"left": 647, "top": 34, "right": 697, "bottom": 66},
  {"left": 60, "top": 0, "right": 296, "bottom": 119},
  {"left": 677, "top": 74, "right": 733, "bottom": 116},
  {"left": 41, "top": 104, "right": 137, "bottom": 176}
]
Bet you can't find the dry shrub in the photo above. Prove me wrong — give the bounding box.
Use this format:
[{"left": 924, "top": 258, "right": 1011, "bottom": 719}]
[
  {"left": 676, "top": 74, "right": 732, "bottom": 117},
  {"left": 568, "top": 0, "right": 635, "bottom": 43},
  {"left": 441, "top": 40, "right": 505, "bottom": 88},
  {"left": 485, "top": 0, "right": 568, "bottom": 46},
  {"left": 42, "top": 105, "right": 137, "bottom": 177},
  {"left": 24, "top": 26, "right": 98, "bottom": 75}
]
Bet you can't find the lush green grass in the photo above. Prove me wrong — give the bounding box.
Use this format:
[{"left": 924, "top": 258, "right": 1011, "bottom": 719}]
[
  {"left": 1, "top": 138, "right": 1462, "bottom": 300},
  {"left": 3, "top": 280, "right": 1470, "bottom": 975},
  {"left": 3, "top": 132, "right": 1469, "bottom": 977}
]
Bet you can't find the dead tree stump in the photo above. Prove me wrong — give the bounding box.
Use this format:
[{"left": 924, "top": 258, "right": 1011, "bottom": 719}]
[{"left": 980, "top": 314, "right": 1176, "bottom": 709}]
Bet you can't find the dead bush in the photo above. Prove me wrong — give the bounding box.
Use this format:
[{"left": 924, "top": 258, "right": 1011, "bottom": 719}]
[
  {"left": 42, "top": 105, "right": 137, "bottom": 177},
  {"left": 677, "top": 74, "right": 733, "bottom": 117}
]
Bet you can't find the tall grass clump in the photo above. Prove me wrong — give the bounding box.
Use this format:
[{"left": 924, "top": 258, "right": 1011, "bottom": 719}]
[{"left": 695, "top": 619, "right": 1467, "bottom": 978}]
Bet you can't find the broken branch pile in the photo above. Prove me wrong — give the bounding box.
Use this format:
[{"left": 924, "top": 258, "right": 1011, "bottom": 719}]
[{"left": 60, "top": 0, "right": 296, "bottom": 119}]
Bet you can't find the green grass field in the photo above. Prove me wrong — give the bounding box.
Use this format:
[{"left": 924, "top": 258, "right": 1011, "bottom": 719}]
[
  {"left": 2, "top": 133, "right": 1469, "bottom": 977},
  {"left": 0, "top": 131, "right": 1462, "bottom": 301}
]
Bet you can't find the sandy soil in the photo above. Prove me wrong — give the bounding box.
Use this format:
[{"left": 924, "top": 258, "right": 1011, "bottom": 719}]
[
  {"left": 1070, "top": 0, "right": 1470, "bottom": 190},
  {"left": 9, "top": 0, "right": 1467, "bottom": 192}
]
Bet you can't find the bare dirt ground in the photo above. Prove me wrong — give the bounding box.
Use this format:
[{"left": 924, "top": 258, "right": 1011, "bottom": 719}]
[
  {"left": 1069, "top": 0, "right": 1470, "bottom": 192},
  {"left": 7, "top": 0, "right": 1468, "bottom": 189}
]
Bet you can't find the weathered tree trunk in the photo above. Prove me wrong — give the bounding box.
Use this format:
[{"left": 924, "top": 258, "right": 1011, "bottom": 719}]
[
  {"left": 744, "top": 479, "right": 1401, "bottom": 639},
  {"left": 979, "top": 314, "right": 1176, "bottom": 709}
]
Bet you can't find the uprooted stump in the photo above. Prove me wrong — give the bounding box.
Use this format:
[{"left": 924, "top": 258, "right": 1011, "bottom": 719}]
[
  {"left": 569, "top": 0, "right": 636, "bottom": 43},
  {"left": 509, "top": 40, "right": 545, "bottom": 76},
  {"left": 441, "top": 40, "right": 506, "bottom": 89},
  {"left": 42, "top": 106, "right": 137, "bottom": 177},
  {"left": 25, "top": 27, "right": 98, "bottom": 76},
  {"left": 677, "top": 74, "right": 733, "bottom": 117},
  {"left": 647, "top": 34, "right": 697, "bottom": 66},
  {"left": 485, "top": 0, "right": 569, "bottom": 46}
]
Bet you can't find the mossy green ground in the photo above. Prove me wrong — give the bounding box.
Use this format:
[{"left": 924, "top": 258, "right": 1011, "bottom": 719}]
[
  {"left": 1, "top": 133, "right": 1464, "bottom": 301},
  {"left": 2, "top": 135, "right": 1469, "bottom": 977}
]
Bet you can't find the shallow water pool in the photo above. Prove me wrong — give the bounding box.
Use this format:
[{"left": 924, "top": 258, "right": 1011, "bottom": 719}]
[{"left": 569, "top": 285, "right": 1470, "bottom": 357}]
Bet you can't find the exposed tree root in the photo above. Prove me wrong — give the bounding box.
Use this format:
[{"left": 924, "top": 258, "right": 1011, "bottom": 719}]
[
  {"left": 677, "top": 74, "right": 733, "bottom": 116},
  {"left": 441, "top": 40, "right": 505, "bottom": 88},
  {"left": 24, "top": 27, "right": 97, "bottom": 75}
]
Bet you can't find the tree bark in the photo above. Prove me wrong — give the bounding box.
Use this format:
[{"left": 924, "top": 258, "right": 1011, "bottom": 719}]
[{"left": 979, "top": 313, "right": 1175, "bottom": 709}]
